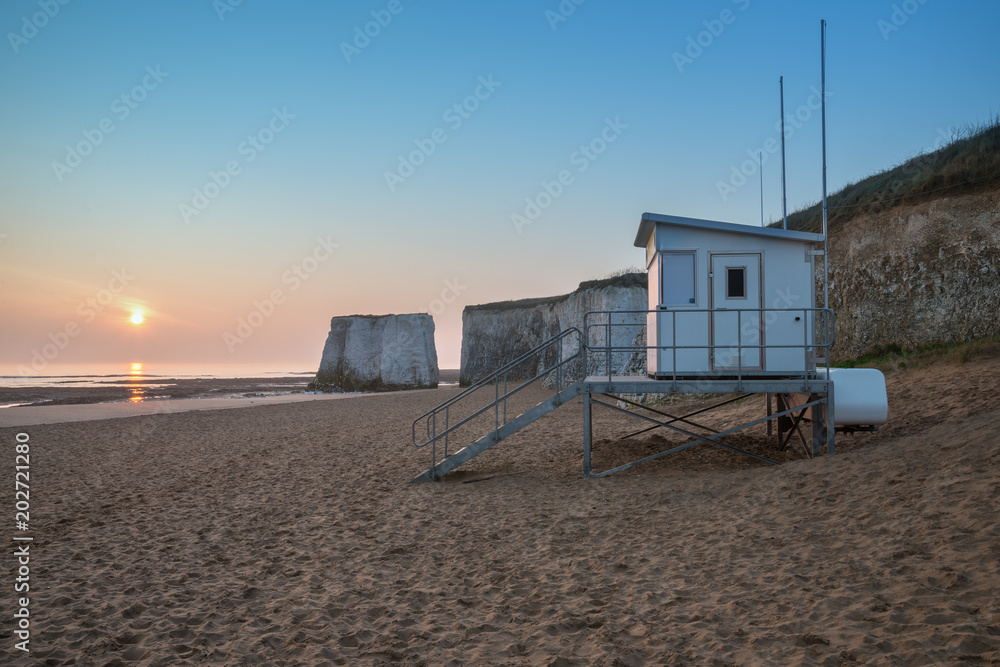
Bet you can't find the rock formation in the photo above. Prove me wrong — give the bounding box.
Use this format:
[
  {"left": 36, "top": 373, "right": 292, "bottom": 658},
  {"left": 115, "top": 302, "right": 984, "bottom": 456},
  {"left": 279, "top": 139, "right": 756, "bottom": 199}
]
[
  {"left": 460, "top": 275, "right": 647, "bottom": 386},
  {"left": 828, "top": 189, "right": 1000, "bottom": 360},
  {"left": 312, "top": 314, "right": 439, "bottom": 392}
]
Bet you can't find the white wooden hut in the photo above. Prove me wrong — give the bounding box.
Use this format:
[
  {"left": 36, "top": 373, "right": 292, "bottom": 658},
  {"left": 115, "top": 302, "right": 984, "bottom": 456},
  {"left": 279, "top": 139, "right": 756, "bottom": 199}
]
[{"left": 635, "top": 212, "right": 828, "bottom": 377}]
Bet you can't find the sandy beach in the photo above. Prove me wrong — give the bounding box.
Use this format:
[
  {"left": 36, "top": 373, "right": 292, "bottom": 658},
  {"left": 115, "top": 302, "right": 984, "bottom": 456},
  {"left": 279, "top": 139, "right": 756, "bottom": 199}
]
[{"left": 2, "top": 359, "right": 999, "bottom": 665}]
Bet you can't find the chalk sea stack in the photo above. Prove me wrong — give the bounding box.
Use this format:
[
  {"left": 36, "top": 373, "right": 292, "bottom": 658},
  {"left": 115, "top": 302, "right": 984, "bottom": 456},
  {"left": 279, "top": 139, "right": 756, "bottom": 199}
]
[{"left": 311, "top": 314, "right": 439, "bottom": 392}]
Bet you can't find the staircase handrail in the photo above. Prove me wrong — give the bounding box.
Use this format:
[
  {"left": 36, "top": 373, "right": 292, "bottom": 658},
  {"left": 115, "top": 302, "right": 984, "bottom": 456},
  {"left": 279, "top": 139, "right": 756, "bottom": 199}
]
[{"left": 411, "top": 327, "right": 582, "bottom": 449}]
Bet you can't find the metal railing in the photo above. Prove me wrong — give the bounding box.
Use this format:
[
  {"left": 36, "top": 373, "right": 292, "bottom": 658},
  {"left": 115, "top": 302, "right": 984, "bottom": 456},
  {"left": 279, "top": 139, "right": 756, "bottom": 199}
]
[
  {"left": 584, "top": 308, "right": 835, "bottom": 383},
  {"left": 411, "top": 327, "right": 583, "bottom": 471}
]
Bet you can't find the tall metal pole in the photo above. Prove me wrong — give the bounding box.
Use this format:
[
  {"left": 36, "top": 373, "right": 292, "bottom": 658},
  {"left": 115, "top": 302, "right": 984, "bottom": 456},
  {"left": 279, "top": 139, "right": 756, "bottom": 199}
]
[
  {"left": 821, "top": 19, "right": 829, "bottom": 310},
  {"left": 759, "top": 151, "right": 764, "bottom": 227},
  {"left": 780, "top": 76, "right": 787, "bottom": 230}
]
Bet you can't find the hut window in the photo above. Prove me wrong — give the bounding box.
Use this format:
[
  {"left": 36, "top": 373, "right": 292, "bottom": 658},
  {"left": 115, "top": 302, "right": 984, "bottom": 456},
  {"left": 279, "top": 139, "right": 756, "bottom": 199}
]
[
  {"left": 661, "top": 252, "right": 695, "bottom": 306},
  {"left": 725, "top": 266, "right": 747, "bottom": 299}
]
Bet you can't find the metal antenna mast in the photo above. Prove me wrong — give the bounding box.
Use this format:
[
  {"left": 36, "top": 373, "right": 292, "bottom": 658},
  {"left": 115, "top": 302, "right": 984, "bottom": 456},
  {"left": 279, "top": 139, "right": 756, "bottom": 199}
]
[
  {"left": 820, "top": 19, "right": 829, "bottom": 310},
  {"left": 759, "top": 151, "right": 764, "bottom": 227},
  {"left": 780, "top": 75, "right": 787, "bottom": 230}
]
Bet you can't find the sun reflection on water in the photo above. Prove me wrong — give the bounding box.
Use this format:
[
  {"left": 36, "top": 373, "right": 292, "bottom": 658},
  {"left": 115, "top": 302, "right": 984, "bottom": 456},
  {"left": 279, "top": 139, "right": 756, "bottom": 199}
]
[{"left": 128, "top": 362, "right": 144, "bottom": 402}]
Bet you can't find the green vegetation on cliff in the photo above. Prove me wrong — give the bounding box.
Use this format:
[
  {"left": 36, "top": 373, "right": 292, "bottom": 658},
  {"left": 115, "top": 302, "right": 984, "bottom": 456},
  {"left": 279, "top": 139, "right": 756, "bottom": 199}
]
[
  {"left": 776, "top": 117, "right": 1000, "bottom": 233},
  {"left": 833, "top": 337, "right": 1000, "bottom": 371}
]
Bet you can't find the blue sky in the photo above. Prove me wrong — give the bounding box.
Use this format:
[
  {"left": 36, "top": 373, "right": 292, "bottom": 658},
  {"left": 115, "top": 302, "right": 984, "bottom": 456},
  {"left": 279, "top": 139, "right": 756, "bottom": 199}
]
[{"left": 1, "top": 0, "right": 997, "bottom": 371}]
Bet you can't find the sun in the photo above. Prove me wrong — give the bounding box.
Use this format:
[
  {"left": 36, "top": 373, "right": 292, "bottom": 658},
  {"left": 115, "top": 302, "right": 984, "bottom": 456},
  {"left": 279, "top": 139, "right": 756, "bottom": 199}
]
[{"left": 130, "top": 311, "right": 144, "bottom": 325}]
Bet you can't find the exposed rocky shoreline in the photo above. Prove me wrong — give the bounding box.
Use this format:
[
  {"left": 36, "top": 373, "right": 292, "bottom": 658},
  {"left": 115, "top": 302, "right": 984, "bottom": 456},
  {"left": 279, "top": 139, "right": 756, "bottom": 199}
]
[{"left": 0, "top": 375, "right": 313, "bottom": 408}]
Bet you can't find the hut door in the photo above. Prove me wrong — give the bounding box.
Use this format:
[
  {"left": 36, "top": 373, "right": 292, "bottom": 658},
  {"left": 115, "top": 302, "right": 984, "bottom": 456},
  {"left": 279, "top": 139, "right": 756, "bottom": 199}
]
[{"left": 710, "top": 253, "right": 763, "bottom": 371}]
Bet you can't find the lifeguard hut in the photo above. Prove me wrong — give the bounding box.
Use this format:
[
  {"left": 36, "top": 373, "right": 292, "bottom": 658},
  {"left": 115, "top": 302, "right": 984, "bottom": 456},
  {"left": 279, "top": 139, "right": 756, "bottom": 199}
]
[
  {"left": 408, "top": 212, "right": 889, "bottom": 482},
  {"left": 637, "top": 212, "right": 825, "bottom": 377}
]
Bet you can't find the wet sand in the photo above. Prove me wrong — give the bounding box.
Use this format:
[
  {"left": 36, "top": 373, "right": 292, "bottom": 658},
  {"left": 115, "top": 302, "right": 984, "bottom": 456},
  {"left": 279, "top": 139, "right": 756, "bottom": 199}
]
[
  {"left": 0, "top": 370, "right": 462, "bottom": 427},
  {"left": 0, "top": 392, "right": 361, "bottom": 428},
  {"left": 0, "top": 375, "right": 315, "bottom": 408}
]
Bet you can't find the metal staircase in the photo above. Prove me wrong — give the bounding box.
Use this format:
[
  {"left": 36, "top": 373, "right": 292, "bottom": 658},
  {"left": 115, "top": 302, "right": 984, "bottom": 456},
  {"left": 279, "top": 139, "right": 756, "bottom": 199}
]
[
  {"left": 410, "top": 328, "right": 583, "bottom": 483},
  {"left": 409, "top": 306, "right": 840, "bottom": 482}
]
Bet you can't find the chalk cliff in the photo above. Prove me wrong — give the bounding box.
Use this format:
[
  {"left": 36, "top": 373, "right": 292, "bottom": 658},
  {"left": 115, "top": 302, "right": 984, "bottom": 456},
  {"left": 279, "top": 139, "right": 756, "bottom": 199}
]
[
  {"left": 828, "top": 189, "right": 1000, "bottom": 359},
  {"left": 460, "top": 275, "right": 647, "bottom": 386},
  {"left": 312, "top": 314, "right": 439, "bottom": 392}
]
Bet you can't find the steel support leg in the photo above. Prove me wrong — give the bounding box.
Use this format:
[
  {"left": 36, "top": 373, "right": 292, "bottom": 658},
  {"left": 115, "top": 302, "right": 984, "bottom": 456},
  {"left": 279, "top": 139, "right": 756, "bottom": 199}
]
[
  {"left": 766, "top": 393, "right": 773, "bottom": 437},
  {"left": 827, "top": 383, "right": 836, "bottom": 455},
  {"left": 811, "top": 393, "right": 828, "bottom": 458},
  {"left": 775, "top": 393, "right": 788, "bottom": 448},
  {"left": 583, "top": 391, "right": 592, "bottom": 478}
]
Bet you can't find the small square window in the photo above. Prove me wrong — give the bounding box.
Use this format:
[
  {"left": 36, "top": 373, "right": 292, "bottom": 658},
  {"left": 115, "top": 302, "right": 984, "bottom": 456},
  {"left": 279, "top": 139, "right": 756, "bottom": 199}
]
[{"left": 726, "top": 267, "right": 746, "bottom": 299}]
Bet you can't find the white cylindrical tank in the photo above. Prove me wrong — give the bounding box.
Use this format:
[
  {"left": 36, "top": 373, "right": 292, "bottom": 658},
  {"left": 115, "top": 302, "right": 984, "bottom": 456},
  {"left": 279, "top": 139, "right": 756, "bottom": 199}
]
[{"left": 818, "top": 368, "right": 888, "bottom": 426}]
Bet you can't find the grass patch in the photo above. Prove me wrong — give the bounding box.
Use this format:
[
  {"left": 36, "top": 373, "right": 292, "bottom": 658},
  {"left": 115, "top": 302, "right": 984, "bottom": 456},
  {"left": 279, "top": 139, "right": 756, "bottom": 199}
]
[
  {"left": 834, "top": 337, "right": 1000, "bottom": 371},
  {"left": 773, "top": 116, "right": 1000, "bottom": 233}
]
